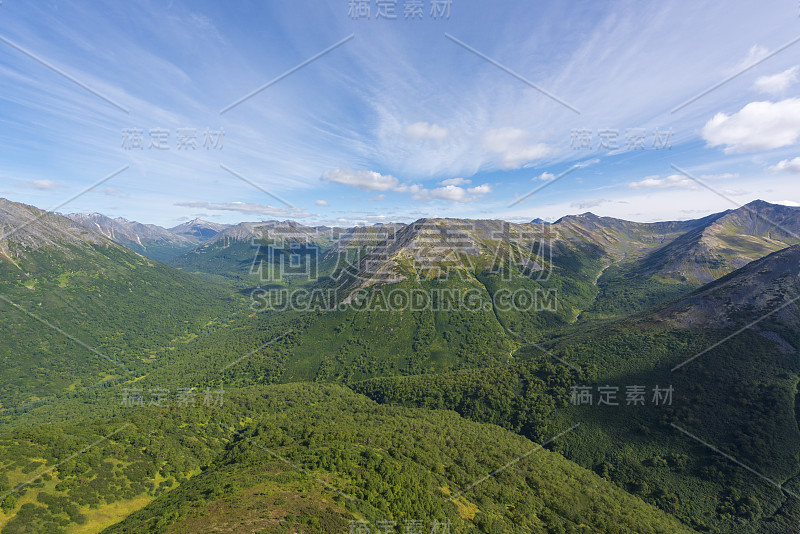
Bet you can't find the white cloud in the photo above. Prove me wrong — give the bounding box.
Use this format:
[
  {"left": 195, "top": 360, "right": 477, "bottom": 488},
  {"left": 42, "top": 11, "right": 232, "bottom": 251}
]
[
  {"left": 755, "top": 67, "right": 799, "bottom": 95},
  {"left": 467, "top": 184, "right": 492, "bottom": 194},
  {"left": 26, "top": 179, "right": 65, "bottom": 190},
  {"left": 321, "top": 168, "right": 399, "bottom": 192},
  {"left": 430, "top": 185, "right": 470, "bottom": 202},
  {"left": 628, "top": 174, "right": 697, "bottom": 189},
  {"left": 769, "top": 157, "right": 800, "bottom": 173},
  {"left": 534, "top": 172, "right": 556, "bottom": 181},
  {"left": 424, "top": 184, "right": 489, "bottom": 202},
  {"left": 417, "top": 183, "right": 492, "bottom": 203},
  {"left": 769, "top": 199, "right": 800, "bottom": 207},
  {"left": 394, "top": 183, "right": 424, "bottom": 195},
  {"left": 319, "top": 168, "right": 489, "bottom": 204},
  {"left": 174, "top": 201, "right": 309, "bottom": 218},
  {"left": 483, "top": 128, "right": 551, "bottom": 169},
  {"left": 701, "top": 98, "right": 800, "bottom": 153},
  {"left": 314, "top": 199, "right": 328, "bottom": 206},
  {"left": 404, "top": 122, "right": 449, "bottom": 142},
  {"left": 439, "top": 177, "right": 470, "bottom": 186}
]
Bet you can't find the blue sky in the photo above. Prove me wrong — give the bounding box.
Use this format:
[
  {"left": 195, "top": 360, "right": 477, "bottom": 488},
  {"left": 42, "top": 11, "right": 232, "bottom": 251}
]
[{"left": 2, "top": 0, "right": 800, "bottom": 227}]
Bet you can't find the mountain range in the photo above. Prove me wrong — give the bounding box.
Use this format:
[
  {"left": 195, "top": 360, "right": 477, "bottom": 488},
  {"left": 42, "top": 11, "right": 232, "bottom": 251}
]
[
  {"left": 55, "top": 199, "right": 800, "bottom": 297},
  {"left": 63, "top": 212, "right": 227, "bottom": 262},
  {"left": 2, "top": 197, "right": 800, "bottom": 532}
]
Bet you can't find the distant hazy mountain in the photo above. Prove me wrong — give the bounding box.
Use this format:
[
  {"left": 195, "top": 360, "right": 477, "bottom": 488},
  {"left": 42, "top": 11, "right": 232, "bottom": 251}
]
[
  {"left": 168, "top": 217, "right": 230, "bottom": 240},
  {"left": 167, "top": 220, "right": 337, "bottom": 284},
  {"left": 201, "top": 220, "right": 324, "bottom": 245},
  {"left": 65, "top": 212, "right": 199, "bottom": 261}
]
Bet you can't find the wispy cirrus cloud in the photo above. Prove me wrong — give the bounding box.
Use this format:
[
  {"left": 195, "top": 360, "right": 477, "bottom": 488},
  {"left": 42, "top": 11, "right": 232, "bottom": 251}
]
[
  {"left": 483, "top": 127, "right": 551, "bottom": 170},
  {"left": 24, "top": 179, "right": 66, "bottom": 190},
  {"left": 4, "top": 0, "right": 800, "bottom": 226},
  {"left": 174, "top": 201, "right": 310, "bottom": 218}
]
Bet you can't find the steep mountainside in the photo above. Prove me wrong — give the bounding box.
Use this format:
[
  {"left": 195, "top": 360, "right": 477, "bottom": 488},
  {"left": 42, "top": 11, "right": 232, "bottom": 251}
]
[
  {"left": 65, "top": 212, "right": 199, "bottom": 261},
  {"left": 653, "top": 243, "right": 800, "bottom": 329},
  {"left": 551, "top": 211, "right": 720, "bottom": 260},
  {"left": 611, "top": 200, "right": 800, "bottom": 285},
  {"left": 580, "top": 201, "right": 800, "bottom": 318},
  {"left": 162, "top": 201, "right": 800, "bottom": 314},
  {"left": 555, "top": 245, "right": 800, "bottom": 532},
  {"left": 354, "top": 246, "right": 800, "bottom": 533},
  {"left": 0, "top": 199, "right": 239, "bottom": 410}
]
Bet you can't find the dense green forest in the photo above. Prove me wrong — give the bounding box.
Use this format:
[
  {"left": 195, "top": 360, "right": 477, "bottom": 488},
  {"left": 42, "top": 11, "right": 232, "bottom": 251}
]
[
  {"left": 0, "top": 242, "right": 241, "bottom": 410},
  {"left": 0, "top": 384, "right": 697, "bottom": 534}
]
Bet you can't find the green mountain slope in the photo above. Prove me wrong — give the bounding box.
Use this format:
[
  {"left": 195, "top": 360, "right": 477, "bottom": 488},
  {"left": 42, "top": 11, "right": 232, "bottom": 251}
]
[
  {"left": 587, "top": 201, "right": 800, "bottom": 318},
  {"left": 0, "top": 199, "right": 241, "bottom": 411},
  {"left": 354, "top": 245, "right": 800, "bottom": 532}
]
